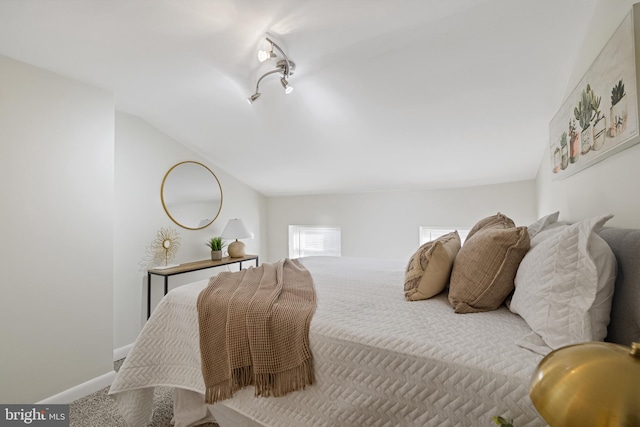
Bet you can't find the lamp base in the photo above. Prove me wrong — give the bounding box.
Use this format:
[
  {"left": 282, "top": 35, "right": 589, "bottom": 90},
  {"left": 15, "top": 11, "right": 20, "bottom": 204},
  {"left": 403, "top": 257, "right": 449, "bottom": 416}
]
[{"left": 228, "top": 240, "right": 246, "bottom": 258}]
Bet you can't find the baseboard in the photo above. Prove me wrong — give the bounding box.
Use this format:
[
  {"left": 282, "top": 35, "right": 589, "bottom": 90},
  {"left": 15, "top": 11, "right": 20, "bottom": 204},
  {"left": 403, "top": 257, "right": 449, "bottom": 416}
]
[
  {"left": 34, "top": 344, "right": 134, "bottom": 404},
  {"left": 36, "top": 370, "right": 117, "bottom": 404},
  {"left": 113, "top": 343, "right": 134, "bottom": 361}
]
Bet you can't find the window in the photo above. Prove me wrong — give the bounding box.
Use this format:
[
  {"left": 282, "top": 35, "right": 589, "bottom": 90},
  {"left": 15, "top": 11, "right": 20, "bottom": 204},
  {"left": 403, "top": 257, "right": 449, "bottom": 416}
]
[
  {"left": 289, "top": 225, "right": 341, "bottom": 258},
  {"left": 419, "top": 227, "right": 470, "bottom": 245}
]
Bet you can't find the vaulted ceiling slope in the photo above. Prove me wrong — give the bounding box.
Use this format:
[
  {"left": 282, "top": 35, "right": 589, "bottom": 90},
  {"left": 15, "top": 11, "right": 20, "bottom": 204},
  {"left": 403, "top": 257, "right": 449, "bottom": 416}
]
[{"left": 0, "top": 0, "right": 595, "bottom": 196}]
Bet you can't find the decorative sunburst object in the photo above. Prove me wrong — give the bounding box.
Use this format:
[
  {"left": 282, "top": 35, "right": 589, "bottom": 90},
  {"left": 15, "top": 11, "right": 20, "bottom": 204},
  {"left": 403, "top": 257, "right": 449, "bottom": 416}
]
[{"left": 139, "top": 227, "right": 181, "bottom": 270}]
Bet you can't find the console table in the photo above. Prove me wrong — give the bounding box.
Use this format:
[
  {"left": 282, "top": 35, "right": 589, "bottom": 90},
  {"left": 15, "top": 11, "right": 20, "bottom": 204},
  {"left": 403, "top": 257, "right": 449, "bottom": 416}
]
[{"left": 146, "top": 254, "right": 259, "bottom": 319}]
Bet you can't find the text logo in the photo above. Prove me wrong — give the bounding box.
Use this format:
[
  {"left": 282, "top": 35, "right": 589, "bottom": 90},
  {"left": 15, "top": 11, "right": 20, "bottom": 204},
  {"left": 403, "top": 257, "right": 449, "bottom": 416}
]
[{"left": 0, "top": 405, "right": 68, "bottom": 426}]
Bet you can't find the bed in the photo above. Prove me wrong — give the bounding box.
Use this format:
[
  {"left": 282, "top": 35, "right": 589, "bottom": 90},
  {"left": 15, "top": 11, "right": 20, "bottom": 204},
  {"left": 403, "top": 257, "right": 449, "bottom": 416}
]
[{"left": 109, "top": 222, "right": 640, "bottom": 427}]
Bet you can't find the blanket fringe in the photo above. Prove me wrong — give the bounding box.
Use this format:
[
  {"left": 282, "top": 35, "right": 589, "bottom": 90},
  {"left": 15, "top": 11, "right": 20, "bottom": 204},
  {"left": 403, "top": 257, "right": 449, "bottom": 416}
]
[
  {"left": 231, "top": 366, "right": 254, "bottom": 389},
  {"left": 254, "top": 358, "right": 315, "bottom": 398},
  {"left": 205, "top": 360, "right": 314, "bottom": 403},
  {"left": 205, "top": 382, "right": 235, "bottom": 404}
]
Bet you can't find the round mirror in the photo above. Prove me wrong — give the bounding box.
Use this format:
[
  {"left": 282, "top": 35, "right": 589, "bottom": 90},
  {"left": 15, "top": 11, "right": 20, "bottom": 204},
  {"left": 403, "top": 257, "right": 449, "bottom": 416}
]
[{"left": 161, "top": 161, "right": 223, "bottom": 230}]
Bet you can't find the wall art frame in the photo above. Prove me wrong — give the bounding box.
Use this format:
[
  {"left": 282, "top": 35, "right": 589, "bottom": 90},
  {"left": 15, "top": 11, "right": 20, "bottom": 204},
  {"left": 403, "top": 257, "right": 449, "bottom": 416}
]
[{"left": 549, "top": 4, "right": 640, "bottom": 179}]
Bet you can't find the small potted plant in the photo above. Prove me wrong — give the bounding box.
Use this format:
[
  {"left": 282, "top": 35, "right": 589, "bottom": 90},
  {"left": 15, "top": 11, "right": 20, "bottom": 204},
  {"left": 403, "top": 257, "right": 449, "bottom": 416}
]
[
  {"left": 591, "top": 91, "right": 606, "bottom": 151},
  {"left": 560, "top": 131, "right": 568, "bottom": 170},
  {"left": 574, "top": 84, "right": 595, "bottom": 156},
  {"left": 206, "top": 237, "right": 226, "bottom": 261},
  {"left": 569, "top": 118, "right": 579, "bottom": 164},
  {"left": 609, "top": 79, "right": 627, "bottom": 137},
  {"left": 553, "top": 146, "right": 561, "bottom": 173}
]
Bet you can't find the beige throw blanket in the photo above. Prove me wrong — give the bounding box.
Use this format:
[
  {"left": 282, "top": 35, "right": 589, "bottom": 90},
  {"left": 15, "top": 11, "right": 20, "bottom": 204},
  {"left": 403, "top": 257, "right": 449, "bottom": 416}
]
[{"left": 197, "top": 258, "right": 316, "bottom": 404}]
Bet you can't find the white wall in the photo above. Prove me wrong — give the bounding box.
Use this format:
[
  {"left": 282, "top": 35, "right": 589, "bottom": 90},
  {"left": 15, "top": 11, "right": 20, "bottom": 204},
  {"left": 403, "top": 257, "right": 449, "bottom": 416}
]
[
  {"left": 536, "top": 0, "right": 640, "bottom": 228},
  {"left": 0, "top": 55, "right": 114, "bottom": 403},
  {"left": 267, "top": 180, "right": 537, "bottom": 262},
  {"left": 114, "top": 112, "right": 267, "bottom": 349}
]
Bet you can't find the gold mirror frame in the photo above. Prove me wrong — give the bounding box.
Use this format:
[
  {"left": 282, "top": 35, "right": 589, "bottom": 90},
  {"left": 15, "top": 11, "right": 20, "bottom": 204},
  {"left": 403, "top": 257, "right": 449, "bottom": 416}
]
[{"left": 161, "top": 161, "right": 223, "bottom": 230}]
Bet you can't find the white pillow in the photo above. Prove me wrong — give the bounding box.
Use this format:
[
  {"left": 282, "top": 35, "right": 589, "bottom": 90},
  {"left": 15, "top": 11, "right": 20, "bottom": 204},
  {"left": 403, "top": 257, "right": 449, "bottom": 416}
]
[
  {"left": 527, "top": 211, "right": 559, "bottom": 240},
  {"left": 510, "top": 215, "right": 617, "bottom": 355}
]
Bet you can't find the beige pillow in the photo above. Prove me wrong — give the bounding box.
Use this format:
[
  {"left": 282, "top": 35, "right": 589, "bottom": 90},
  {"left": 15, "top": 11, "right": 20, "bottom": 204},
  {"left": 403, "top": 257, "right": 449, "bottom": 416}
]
[
  {"left": 466, "top": 212, "right": 515, "bottom": 241},
  {"left": 448, "top": 226, "right": 530, "bottom": 313},
  {"left": 404, "top": 231, "right": 461, "bottom": 301}
]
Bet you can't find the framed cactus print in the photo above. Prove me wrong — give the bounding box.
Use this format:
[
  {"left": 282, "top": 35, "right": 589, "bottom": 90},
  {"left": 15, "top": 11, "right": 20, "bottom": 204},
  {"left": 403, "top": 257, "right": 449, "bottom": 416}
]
[{"left": 549, "top": 5, "right": 640, "bottom": 179}]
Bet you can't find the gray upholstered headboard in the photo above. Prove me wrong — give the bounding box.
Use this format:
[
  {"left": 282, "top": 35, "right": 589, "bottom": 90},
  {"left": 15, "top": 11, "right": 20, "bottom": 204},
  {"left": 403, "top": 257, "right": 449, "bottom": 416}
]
[{"left": 598, "top": 227, "right": 640, "bottom": 346}]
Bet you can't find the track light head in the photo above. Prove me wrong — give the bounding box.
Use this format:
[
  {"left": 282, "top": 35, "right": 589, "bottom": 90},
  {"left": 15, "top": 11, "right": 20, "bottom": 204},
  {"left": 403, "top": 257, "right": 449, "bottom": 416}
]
[
  {"left": 280, "top": 78, "right": 293, "bottom": 94},
  {"left": 247, "top": 93, "right": 261, "bottom": 104},
  {"left": 257, "top": 49, "right": 276, "bottom": 62}
]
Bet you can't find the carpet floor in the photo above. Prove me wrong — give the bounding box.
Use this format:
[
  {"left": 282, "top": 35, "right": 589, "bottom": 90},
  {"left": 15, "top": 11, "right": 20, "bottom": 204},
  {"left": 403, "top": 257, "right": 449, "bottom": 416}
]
[{"left": 69, "top": 359, "right": 218, "bottom": 427}]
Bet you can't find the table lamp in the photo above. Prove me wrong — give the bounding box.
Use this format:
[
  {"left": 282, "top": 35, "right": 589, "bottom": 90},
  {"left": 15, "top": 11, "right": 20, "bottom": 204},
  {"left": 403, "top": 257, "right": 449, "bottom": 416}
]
[
  {"left": 221, "top": 218, "right": 253, "bottom": 258},
  {"left": 530, "top": 341, "right": 640, "bottom": 427}
]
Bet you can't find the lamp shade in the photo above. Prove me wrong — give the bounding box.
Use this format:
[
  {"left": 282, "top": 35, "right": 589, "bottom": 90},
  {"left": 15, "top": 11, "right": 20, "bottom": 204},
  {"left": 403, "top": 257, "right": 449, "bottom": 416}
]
[
  {"left": 530, "top": 342, "right": 640, "bottom": 427},
  {"left": 221, "top": 219, "right": 253, "bottom": 240}
]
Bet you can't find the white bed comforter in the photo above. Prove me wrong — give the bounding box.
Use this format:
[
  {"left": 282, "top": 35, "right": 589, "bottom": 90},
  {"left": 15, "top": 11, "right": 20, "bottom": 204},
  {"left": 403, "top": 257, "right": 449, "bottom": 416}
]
[{"left": 109, "top": 257, "right": 544, "bottom": 427}]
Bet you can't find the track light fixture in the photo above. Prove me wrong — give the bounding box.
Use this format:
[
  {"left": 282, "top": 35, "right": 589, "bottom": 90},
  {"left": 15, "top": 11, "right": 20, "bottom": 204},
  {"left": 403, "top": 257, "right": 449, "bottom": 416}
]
[{"left": 247, "top": 36, "right": 295, "bottom": 104}]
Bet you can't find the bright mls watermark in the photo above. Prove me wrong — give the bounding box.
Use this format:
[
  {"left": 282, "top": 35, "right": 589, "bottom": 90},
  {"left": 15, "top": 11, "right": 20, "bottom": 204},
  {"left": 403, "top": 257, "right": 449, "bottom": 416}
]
[{"left": 0, "top": 405, "right": 68, "bottom": 426}]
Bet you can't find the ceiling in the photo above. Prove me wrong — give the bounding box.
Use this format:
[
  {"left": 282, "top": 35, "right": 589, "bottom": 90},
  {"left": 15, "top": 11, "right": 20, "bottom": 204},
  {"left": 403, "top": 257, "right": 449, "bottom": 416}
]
[{"left": 0, "top": 0, "right": 596, "bottom": 196}]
